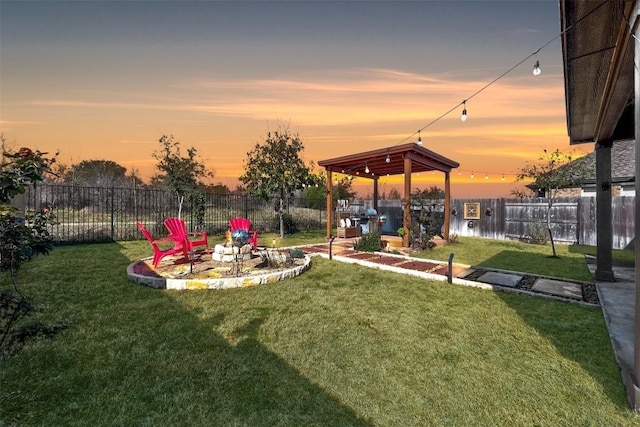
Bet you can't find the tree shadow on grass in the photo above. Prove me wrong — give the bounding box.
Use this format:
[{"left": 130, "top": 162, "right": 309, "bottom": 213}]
[
  {"left": 1, "top": 242, "right": 371, "bottom": 426},
  {"left": 478, "top": 251, "right": 629, "bottom": 409},
  {"left": 472, "top": 249, "right": 592, "bottom": 282}
]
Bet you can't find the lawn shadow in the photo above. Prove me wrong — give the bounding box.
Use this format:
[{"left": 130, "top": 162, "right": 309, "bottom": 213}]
[
  {"left": 3, "top": 242, "right": 372, "bottom": 426},
  {"left": 476, "top": 251, "right": 629, "bottom": 409},
  {"left": 471, "top": 249, "right": 592, "bottom": 282}
]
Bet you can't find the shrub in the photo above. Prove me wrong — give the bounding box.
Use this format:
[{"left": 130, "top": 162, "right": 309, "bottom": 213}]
[
  {"left": 290, "top": 248, "right": 305, "bottom": 258},
  {"left": 0, "top": 145, "right": 60, "bottom": 360},
  {"left": 527, "top": 221, "right": 549, "bottom": 245},
  {"left": 273, "top": 213, "right": 298, "bottom": 235},
  {"left": 354, "top": 231, "right": 382, "bottom": 252}
]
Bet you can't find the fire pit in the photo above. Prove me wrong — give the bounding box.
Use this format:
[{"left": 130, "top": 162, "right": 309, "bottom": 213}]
[{"left": 211, "top": 244, "right": 252, "bottom": 262}]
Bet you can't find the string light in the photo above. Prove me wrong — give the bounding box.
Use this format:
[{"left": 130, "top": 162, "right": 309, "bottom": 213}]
[
  {"left": 386, "top": 150, "right": 391, "bottom": 163},
  {"left": 484, "top": 173, "right": 489, "bottom": 180},
  {"left": 365, "top": 163, "right": 370, "bottom": 174},
  {"left": 391, "top": 2, "right": 610, "bottom": 148},
  {"left": 335, "top": 2, "right": 608, "bottom": 181},
  {"left": 533, "top": 60, "right": 541, "bottom": 76}
]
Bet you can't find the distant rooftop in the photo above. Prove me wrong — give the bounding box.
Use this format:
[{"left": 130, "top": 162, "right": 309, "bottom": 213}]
[{"left": 574, "top": 139, "right": 635, "bottom": 184}]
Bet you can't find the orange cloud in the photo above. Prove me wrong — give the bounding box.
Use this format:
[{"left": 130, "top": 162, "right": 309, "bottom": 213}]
[{"left": 5, "top": 66, "right": 580, "bottom": 199}]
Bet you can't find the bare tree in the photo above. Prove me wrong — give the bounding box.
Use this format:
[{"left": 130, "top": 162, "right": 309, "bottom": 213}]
[{"left": 514, "top": 149, "right": 589, "bottom": 257}]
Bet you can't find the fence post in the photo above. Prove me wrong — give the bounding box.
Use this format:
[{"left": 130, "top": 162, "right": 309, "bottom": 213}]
[{"left": 110, "top": 186, "right": 115, "bottom": 241}]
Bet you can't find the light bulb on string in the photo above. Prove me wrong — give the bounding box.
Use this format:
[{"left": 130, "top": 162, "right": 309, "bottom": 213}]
[
  {"left": 470, "top": 172, "right": 474, "bottom": 179},
  {"left": 417, "top": 130, "right": 422, "bottom": 146},
  {"left": 484, "top": 173, "right": 489, "bottom": 180},
  {"left": 461, "top": 101, "right": 467, "bottom": 122},
  {"left": 386, "top": 151, "right": 391, "bottom": 163},
  {"left": 365, "top": 163, "right": 369, "bottom": 174},
  {"left": 501, "top": 174, "right": 505, "bottom": 181},
  {"left": 533, "top": 60, "right": 541, "bottom": 76}
]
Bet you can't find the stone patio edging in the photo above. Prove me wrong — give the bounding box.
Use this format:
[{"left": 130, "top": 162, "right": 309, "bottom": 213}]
[
  {"left": 307, "top": 250, "right": 600, "bottom": 307},
  {"left": 127, "top": 255, "right": 311, "bottom": 290}
]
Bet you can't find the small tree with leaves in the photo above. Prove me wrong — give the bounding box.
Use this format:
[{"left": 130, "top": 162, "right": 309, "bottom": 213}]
[
  {"left": 514, "top": 148, "right": 589, "bottom": 257},
  {"left": 407, "top": 186, "right": 444, "bottom": 249},
  {"left": 301, "top": 172, "right": 356, "bottom": 210},
  {"left": 1, "top": 139, "right": 60, "bottom": 359},
  {"left": 239, "top": 125, "right": 313, "bottom": 238},
  {"left": 152, "top": 135, "right": 213, "bottom": 228}
]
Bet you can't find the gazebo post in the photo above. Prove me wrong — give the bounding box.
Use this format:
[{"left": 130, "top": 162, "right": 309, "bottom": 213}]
[
  {"left": 403, "top": 153, "right": 412, "bottom": 247},
  {"left": 373, "top": 176, "right": 379, "bottom": 213},
  {"left": 444, "top": 171, "right": 451, "bottom": 241},
  {"left": 326, "top": 168, "right": 333, "bottom": 240}
]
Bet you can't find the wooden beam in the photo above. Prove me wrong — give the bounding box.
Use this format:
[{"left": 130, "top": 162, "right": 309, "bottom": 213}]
[
  {"left": 373, "top": 176, "right": 379, "bottom": 213},
  {"left": 594, "top": 1, "right": 636, "bottom": 141},
  {"left": 444, "top": 171, "right": 451, "bottom": 241},
  {"left": 403, "top": 153, "right": 412, "bottom": 247},
  {"left": 326, "top": 169, "right": 333, "bottom": 240}
]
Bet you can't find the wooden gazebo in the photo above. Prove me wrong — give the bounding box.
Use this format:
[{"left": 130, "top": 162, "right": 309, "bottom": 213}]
[{"left": 318, "top": 143, "right": 460, "bottom": 247}]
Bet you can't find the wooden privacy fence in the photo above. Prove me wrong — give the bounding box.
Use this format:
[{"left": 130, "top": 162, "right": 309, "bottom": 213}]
[
  {"left": 369, "top": 197, "right": 635, "bottom": 250},
  {"left": 448, "top": 197, "right": 634, "bottom": 250}
]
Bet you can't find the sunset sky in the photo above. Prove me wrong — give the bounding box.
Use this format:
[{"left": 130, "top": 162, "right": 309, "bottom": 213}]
[{"left": 0, "top": 1, "right": 589, "bottom": 198}]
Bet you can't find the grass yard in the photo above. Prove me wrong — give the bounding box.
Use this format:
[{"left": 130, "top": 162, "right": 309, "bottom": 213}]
[
  {"left": 254, "top": 229, "right": 328, "bottom": 248},
  {"left": 1, "top": 239, "right": 638, "bottom": 425},
  {"left": 420, "top": 236, "right": 629, "bottom": 282}
]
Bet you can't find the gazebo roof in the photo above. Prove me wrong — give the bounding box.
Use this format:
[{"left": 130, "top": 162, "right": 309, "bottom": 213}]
[{"left": 317, "top": 143, "right": 459, "bottom": 178}]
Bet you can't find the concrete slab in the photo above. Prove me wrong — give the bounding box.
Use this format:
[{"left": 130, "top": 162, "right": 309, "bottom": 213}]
[
  {"left": 614, "top": 267, "right": 636, "bottom": 283},
  {"left": 532, "top": 278, "right": 582, "bottom": 300},
  {"left": 456, "top": 268, "right": 476, "bottom": 279},
  {"left": 597, "top": 278, "right": 635, "bottom": 409},
  {"left": 476, "top": 271, "right": 522, "bottom": 288}
]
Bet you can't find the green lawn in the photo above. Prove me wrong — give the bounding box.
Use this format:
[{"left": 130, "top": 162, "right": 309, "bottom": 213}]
[
  {"left": 256, "top": 229, "right": 328, "bottom": 248},
  {"left": 1, "top": 239, "right": 638, "bottom": 425},
  {"left": 421, "top": 236, "right": 599, "bottom": 282}
]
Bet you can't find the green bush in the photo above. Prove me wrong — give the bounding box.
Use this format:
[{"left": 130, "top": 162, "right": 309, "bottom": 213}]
[
  {"left": 273, "top": 212, "right": 298, "bottom": 234},
  {"left": 290, "top": 248, "right": 305, "bottom": 258},
  {"left": 527, "top": 221, "right": 548, "bottom": 245},
  {"left": 354, "top": 231, "right": 382, "bottom": 252}
]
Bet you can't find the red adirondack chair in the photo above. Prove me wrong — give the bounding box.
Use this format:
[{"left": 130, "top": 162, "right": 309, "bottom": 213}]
[
  {"left": 164, "top": 217, "right": 209, "bottom": 253},
  {"left": 135, "top": 221, "right": 188, "bottom": 268},
  {"left": 229, "top": 217, "right": 259, "bottom": 250}
]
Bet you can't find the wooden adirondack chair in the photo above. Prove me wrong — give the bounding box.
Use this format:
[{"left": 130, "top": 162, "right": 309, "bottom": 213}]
[
  {"left": 164, "top": 217, "right": 209, "bottom": 253},
  {"left": 135, "top": 221, "right": 188, "bottom": 268},
  {"left": 229, "top": 217, "right": 259, "bottom": 250}
]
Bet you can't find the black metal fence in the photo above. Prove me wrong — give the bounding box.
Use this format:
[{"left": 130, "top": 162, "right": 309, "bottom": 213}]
[{"left": 22, "top": 184, "right": 326, "bottom": 243}]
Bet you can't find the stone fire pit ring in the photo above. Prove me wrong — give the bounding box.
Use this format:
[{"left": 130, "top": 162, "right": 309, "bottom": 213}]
[{"left": 127, "top": 253, "right": 311, "bottom": 291}]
